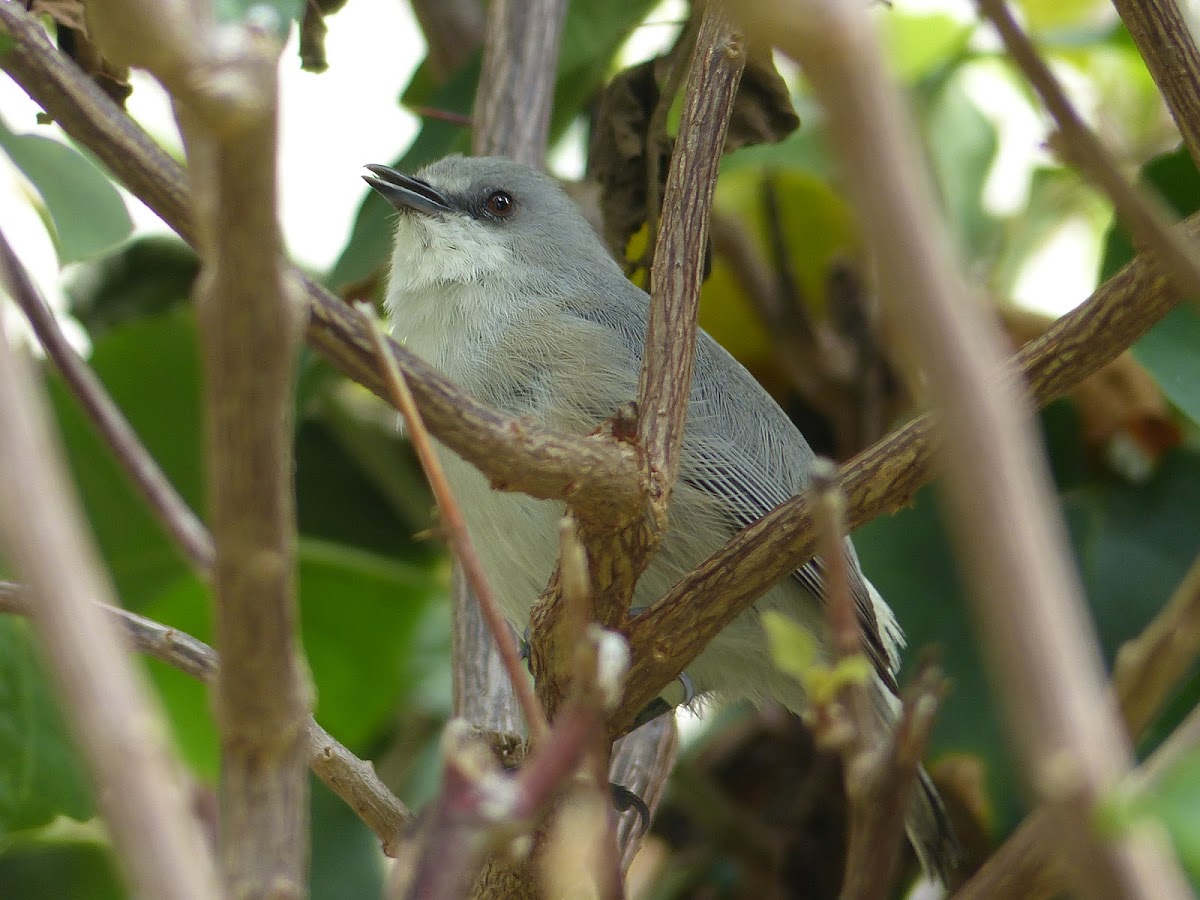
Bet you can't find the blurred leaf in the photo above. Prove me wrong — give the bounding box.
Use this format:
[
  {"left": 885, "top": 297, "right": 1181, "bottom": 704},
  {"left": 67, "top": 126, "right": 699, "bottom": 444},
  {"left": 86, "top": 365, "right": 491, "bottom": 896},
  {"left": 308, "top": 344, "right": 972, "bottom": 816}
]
[
  {"left": 65, "top": 235, "right": 198, "bottom": 338},
  {"left": 763, "top": 610, "right": 819, "bottom": 682},
  {"left": 143, "top": 540, "right": 444, "bottom": 778},
  {"left": 1121, "top": 749, "right": 1200, "bottom": 884},
  {"left": 0, "top": 837, "right": 122, "bottom": 900},
  {"left": 922, "top": 75, "right": 1000, "bottom": 260},
  {"left": 0, "top": 118, "right": 132, "bottom": 264},
  {"left": 0, "top": 618, "right": 93, "bottom": 833},
  {"left": 701, "top": 167, "right": 858, "bottom": 366},
  {"left": 46, "top": 308, "right": 202, "bottom": 611},
  {"left": 1075, "top": 450, "right": 1200, "bottom": 655},
  {"left": 880, "top": 11, "right": 972, "bottom": 84},
  {"left": 311, "top": 776, "right": 384, "bottom": 900},
  {"left": 1014, "top": 0, "right": 1111, "bottom": 32},
  {"left": 1099, "top": 146, "right": 1200, "bottom": 425},
  {"left": 551, "top": 0, "right": 661, "bottom": 137}
]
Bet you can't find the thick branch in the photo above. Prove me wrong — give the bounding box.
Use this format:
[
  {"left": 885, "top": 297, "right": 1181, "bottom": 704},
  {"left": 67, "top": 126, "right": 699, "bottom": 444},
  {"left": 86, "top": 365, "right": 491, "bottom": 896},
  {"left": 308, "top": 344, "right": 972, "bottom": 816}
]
[
  {"left": 83, "top": 0, "right": 315, "bottom": 889},
  {"left": 0, "top": 581, "right": 413, "bottom": 854},
  {"left": 1109, "top": 0, "right": 1200, "bottom": 172},
  {"left": 0, "top": 333, "right": 220, "bottom": 899},
  {"left": 470, "top": 0, "right": 568, "bottom": 166},
  {"left": 743, "top": 3, "right": 1188, "bottom": 899}
]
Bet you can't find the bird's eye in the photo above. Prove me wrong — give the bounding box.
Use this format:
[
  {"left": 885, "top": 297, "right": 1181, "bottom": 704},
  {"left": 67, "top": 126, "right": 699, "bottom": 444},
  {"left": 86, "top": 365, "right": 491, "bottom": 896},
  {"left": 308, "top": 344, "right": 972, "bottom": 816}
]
[{"left": 484, "top": 190, "right": 514, "bottom": 218}]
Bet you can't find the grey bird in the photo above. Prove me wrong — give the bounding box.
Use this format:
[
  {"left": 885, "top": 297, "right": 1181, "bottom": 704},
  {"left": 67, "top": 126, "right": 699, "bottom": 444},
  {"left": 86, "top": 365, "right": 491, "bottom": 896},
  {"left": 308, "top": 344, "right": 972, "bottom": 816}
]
[{"left": 364, "top": 154, "right": 957, "bottom": 881}]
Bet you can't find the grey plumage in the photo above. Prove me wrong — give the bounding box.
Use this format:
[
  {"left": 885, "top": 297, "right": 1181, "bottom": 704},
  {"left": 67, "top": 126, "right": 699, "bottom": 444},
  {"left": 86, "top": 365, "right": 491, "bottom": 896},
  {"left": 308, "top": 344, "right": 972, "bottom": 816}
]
[{"left": 368, "top": 154, "right": 956, "bottom": 881}]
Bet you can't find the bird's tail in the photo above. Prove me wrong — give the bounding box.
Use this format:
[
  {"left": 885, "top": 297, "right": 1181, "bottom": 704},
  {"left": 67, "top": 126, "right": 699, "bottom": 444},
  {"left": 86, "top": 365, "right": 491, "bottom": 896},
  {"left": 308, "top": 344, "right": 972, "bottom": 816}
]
[{"left": 906, "top": 763, "right": 959, "bottom": 885}]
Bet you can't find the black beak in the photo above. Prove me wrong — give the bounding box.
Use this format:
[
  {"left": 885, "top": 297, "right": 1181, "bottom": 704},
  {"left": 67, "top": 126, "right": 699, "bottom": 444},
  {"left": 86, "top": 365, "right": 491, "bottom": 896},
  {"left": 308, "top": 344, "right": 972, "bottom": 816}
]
[{"left": 362, "top": 164, "right": 453, "bottom": 216}]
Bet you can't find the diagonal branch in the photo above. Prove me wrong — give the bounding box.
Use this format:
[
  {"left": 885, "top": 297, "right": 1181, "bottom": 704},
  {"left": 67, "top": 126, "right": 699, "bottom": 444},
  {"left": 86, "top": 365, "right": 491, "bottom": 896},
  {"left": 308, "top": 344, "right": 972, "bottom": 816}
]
[
  {"left": 0, "top": 329, "right": 221, "bottom": 900},
  {"left": 0, "top": 226, "right": 214, "bottom": 573}
]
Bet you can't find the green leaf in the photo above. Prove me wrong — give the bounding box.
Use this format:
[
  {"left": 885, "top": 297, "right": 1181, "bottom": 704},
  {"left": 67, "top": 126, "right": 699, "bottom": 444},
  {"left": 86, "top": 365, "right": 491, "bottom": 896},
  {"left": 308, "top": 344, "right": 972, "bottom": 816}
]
[
  {"left": 0, "top": 118, "right": 132, "bottom": 264},
  {"left": 46, "top": 309, "right": 203, "bottom": 611},
  {"left": 0, "top": 836, "right": 122, "bottom": 900},
  {"left": 0, "top": 618, "right": 93, "bottom": 833},
  {"left": 922, "top": 74, "right": 1000, "bottom": 261},
  {"left": 143, "top": 540, "right": 444, "bottom": 778},
  {"left": 1099, "top": 147, "right": 1200, "bottom": 424},
  {"left": 762, "top": 611, "right": 819, "bottom": 683},
  {"left": 311, "top": 776, "right": 384, "bottom": 900},
  {"left": 880, "top": 11, "right": 973, "bottom": 84},
  {"left": 1121, "top": 749, "right": 1200, "bottom": 884}
]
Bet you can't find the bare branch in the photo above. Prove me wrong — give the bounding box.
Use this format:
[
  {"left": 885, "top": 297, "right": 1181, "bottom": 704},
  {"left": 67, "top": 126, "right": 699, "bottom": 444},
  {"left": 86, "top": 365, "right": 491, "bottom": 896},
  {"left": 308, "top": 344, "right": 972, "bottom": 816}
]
[
  {"left": 738, "top": 3, "right": 1188, "bottom": 899},
  {"left": 0, "top": 332, "right": 221, "bottom": 900},
  {"left": 0, "top": 226, "right": 214, "bottom": 573},
  {"left": 83, "top": 0, "right": 314, "bottom": 889},
  {"left": 471, "top": 0, "right": 569, "bottom": 166},
  {"left": 0, "top": 581, "right": 414, "bottom": 856},
  {"left": 1109, "top": 0, "right": 1200, "bottom": 171},
  {"left": 976, "top": 0, "right": 1200, "bottom": 307},
  {"left": 637, "top": 2, "right": 744, "bottom": 512},
  {"left": 842, "top": 667, "right": 946, "bottom": 900},
  {"left": 361, "top": 304, "right": 548, "bottom": 740}
]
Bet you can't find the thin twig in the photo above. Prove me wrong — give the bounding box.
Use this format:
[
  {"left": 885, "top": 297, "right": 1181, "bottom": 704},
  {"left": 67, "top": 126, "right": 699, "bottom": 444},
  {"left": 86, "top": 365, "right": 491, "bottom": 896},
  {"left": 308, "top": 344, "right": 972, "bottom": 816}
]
[
  {"left": 0, "top": 226, "right": 215, "bottom": 574},
  {"left": 976, "top": 0, "right": 1200, "bottom": 307},
  {"left": 741, "top": 3, "right": 1189, "bottom": 899},
  {"left": 0, "top": 332, "right": 221, "bottom": 899},
  {"left": 359, "top": 303, "right": 548, "bottom": 741},
  {"left": 0, "top": 580, "right": 414, "bottom": 855}
]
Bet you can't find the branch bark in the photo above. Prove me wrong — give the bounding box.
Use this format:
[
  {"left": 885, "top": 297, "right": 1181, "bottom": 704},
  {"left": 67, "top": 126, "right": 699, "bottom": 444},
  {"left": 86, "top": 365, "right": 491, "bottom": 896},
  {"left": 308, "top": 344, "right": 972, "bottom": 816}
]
[
  {"left": 1110, "top": 0, "right": 1200, "bottom": 172},
  {"left": 637, "top": 3, "right": 744, "bottom": 539},
  {"left": 0, "top": 332, "right": 221, "bottom": 900},
  {"left": 739, "top": 3, "right": 1189, "bottom": 899},
  {"left": 83, "top": 1, "right": 313, "bottom": 893}
]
